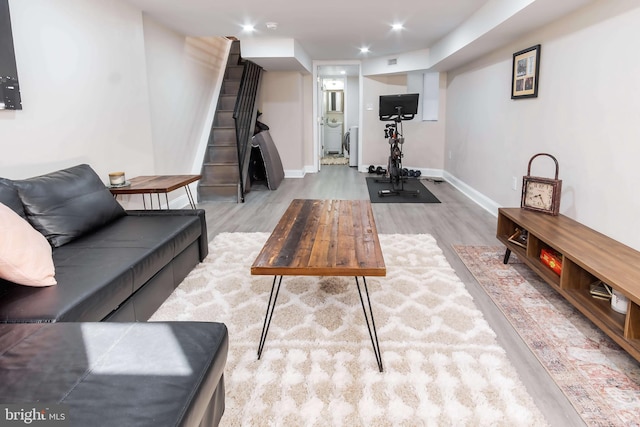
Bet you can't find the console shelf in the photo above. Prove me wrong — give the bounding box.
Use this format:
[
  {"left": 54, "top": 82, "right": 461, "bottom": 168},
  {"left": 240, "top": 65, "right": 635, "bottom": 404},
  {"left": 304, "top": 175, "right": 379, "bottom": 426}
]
[{"left": 497, "top": 208, "right": 640, "bottom": 361}]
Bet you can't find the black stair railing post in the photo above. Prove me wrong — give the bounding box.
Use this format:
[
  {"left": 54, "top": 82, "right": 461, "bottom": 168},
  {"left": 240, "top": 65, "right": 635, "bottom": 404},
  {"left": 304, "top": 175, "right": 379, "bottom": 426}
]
[{"left": 233, "top": 60, "right": 262, "bottom": 202}]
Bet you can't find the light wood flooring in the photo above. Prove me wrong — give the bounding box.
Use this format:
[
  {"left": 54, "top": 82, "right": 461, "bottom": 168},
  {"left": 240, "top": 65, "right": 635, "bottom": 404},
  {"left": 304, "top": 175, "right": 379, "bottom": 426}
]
[{"left": 198, "top": 165, "right": 585, "bottom": 427}]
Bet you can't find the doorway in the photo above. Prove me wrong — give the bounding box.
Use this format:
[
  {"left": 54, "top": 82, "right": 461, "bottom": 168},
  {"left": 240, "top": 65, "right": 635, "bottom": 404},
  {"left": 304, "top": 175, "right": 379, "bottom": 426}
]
[
  {"left": 314, "top": 63, "right": 361, "bottom": 171},
  {"left": 321, "top": 78, "right": 346, "bottom": 165}
]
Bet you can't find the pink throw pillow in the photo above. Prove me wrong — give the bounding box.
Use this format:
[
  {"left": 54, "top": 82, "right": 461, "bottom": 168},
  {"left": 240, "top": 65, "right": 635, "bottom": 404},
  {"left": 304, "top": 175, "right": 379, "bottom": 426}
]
[{"left": 0, "top": 202, "right": 57, "bottom": 286}]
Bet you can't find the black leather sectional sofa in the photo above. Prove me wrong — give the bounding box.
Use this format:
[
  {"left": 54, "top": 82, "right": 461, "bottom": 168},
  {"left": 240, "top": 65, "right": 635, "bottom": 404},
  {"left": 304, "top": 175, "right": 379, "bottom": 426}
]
[
  {"left": 0, "top": 164, "right": 227, "bottom": 426},
  {"left": 0, "top": 322, "right": 228, "bottom": 426},
  {"left": 0, "top": 164, "right": 209, "bottom": 323}
]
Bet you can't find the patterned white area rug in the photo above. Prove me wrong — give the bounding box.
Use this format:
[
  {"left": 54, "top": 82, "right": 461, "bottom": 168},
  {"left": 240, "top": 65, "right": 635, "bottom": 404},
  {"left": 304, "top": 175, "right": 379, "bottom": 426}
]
[{"left": 150, "top": 233, "right": 547, "bottom": 426}]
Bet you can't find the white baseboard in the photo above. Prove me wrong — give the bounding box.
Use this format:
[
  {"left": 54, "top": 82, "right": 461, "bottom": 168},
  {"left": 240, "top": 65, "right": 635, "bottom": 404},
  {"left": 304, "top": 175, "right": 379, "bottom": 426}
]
[
  {"left": 169, "top": 194, "right": 191, "bottom": 209},
  {"left": 360, "top": 165, "right": 443, "bottom": 180},
  {"left": 284, "top": 169, "right": 306, "bottom": 178},
  {"left": 442, "top": 171, "right": 499, "bottom": 217},
  {"left": 410, "top": 167, "right": 443, "bottom": 180}
]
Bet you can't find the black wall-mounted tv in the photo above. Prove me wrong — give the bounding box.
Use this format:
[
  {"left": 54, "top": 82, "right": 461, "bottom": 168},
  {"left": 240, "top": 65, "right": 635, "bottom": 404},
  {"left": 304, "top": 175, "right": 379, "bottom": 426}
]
[
  {"left": 0, "top": 0, "right": 22, "bottom": 110},
  {"left": 379, "top": 93, "right": 419, "bottom": 121}
]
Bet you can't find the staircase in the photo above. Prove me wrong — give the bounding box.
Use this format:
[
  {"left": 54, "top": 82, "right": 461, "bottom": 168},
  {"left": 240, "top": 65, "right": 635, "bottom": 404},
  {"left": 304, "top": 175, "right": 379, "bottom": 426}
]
[{"left": 198, "top": 41, "right": 260, "bottom": 202}]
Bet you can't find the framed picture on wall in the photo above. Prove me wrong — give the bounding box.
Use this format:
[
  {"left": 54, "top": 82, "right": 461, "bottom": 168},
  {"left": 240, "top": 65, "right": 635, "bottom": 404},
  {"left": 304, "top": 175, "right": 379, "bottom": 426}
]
[
  {"left": 511, "top": 44, "right": 541, "bottom": 99},
  {"left": 0, "top": 0, "right": 22, "bottom": 110}
]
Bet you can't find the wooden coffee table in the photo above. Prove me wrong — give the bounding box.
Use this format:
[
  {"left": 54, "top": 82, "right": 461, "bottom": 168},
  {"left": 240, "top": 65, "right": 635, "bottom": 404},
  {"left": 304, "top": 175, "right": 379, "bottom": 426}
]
[
  {"left": 108, "top": 175, "right": 200, "bottom": 209},
  {"left": 251, "top": 199, "right": 387, "bottom": 371}
]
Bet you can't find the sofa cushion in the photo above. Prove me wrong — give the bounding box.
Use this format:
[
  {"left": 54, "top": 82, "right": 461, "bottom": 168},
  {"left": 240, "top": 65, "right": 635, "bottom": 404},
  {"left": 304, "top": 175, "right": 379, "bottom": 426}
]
[
  {"left": 0, "top": 178, "right": 26, "bottom": 219},
  {"left": 0, "top": 203, "right": 57, "bottom": 287},
  {"left": 13, "top": 164, "right": 125, "bottom": 247},
  {"left": 81, "top": 214, "right": 203, "bottom": 292},
  {"left": 0, "top": 213, "right": 202, "bottom": 323},
  {"left": 0, "top": 322, "right": 228, "bottom": 426}
]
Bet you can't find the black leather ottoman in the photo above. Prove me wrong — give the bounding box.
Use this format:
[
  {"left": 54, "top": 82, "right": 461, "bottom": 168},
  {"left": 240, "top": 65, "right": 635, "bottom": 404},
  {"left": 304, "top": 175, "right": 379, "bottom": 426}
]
[{"left": 0, "top": 322, "right": 228, "bottom": 426}]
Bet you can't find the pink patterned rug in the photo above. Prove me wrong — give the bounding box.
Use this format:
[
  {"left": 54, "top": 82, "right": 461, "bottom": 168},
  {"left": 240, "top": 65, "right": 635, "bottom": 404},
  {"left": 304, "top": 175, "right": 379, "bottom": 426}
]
[{"left": 454, "top": 246, "right": 640, "bottom": 427}]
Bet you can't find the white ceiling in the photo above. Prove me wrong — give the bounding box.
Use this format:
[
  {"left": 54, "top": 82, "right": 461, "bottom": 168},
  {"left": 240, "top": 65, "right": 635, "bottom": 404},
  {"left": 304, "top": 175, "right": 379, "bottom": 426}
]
[
  {"left": 317, "top": 65, "right": 361, "bottom": 78},
  {"left": 124, "top": 0, "right": 596, "bottom": 73}
]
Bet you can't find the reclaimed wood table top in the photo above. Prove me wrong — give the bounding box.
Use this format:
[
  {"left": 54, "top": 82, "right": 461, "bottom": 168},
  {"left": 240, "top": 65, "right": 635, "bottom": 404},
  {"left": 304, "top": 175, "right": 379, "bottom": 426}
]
[
  {"left": 108, "top": 175, "right": 201, "bottom": 195},
  {"left": 251, "top": 199, "right": 386, "bottom": 277}
]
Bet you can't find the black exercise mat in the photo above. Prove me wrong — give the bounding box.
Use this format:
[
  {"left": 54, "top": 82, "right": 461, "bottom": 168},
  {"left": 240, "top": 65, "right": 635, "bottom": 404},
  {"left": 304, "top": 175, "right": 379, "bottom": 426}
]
[{"left": 365, "top": 177, "right": 441, "bottom": 203}]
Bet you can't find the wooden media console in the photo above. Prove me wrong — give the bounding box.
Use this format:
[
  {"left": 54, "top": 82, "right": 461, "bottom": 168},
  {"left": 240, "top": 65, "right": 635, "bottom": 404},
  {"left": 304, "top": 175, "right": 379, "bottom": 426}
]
[{"left": 497, "top": 207, "right": 640, "bottom": 362}]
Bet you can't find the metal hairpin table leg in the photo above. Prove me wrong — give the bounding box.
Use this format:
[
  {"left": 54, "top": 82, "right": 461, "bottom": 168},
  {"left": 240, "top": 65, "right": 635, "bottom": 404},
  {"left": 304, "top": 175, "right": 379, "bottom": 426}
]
[
  {"left": 355, "top": 276, "right": 383, "bottom": 372},
  {"left": 257, "top": 275, "right": 283, "bottom": 359},
  {"left": 185, "top": 185, "right": 197, "bottom": 209}
]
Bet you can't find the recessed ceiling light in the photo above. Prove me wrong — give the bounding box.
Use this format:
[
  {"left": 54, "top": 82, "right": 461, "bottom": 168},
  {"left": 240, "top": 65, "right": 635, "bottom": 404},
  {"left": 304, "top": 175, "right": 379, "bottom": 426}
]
[
  {"left": 391, "top": 23, "right": 404, "bottom": 31},
  {"left": 360, "top": 47, "right": 370, "bottom": 54},
  {"left": 340, "top": 70, "right": 346, "bottom": 75},
  {"left": 265, "top": 22, "right": 278, "bottom": 30},
  {"left": 242, "top": 24, "right": 255, "bottom": 32}
]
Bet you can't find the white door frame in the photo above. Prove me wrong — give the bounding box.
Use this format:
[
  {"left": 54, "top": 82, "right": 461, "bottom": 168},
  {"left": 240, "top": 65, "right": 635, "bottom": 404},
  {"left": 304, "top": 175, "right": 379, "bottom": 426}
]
[{"left": 312, "top": 60, "right": 362, "bottom": 172}]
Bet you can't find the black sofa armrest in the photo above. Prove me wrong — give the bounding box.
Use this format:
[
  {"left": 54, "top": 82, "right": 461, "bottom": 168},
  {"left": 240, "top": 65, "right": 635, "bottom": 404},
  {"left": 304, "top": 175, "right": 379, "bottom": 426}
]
[{"left": 126, "top": 209, "right": 208, "bottom": 260}]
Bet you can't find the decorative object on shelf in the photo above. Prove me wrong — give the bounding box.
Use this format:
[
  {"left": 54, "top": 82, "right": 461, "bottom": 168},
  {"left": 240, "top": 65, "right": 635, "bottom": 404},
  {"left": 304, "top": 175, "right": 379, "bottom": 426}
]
[
  {"left": 108, "top": 171, "right": 126, "bottom": 186},
  {"left": 589, "top": 280, "right": 612, "bottom": 301},
  {"left": 511, "top": 44, "right": 541, "bottom": 99},
  {"left": 521, "top": 153, "right": 562, "bottom": 215},
  {"left": 611, "top": 289, "right": 629, "bottom": 314},
  {"left": 540, "top": 248, "right": 562, "bottom": 275},
  {"left": 507, "top": 228, "right": 528, "bottom": 249}
]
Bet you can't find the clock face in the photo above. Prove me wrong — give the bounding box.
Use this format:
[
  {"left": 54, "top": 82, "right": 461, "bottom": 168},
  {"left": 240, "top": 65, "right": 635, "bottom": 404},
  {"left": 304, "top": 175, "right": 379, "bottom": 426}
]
[{"left": 524, "top": 181, "right": 554, "bottom": 210}]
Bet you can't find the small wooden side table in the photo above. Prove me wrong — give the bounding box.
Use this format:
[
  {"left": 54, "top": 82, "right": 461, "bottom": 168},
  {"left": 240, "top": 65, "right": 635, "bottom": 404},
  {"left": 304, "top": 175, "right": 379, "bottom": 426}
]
[{"left": 108, "top": 175, "right": 201, "bottom": 209}]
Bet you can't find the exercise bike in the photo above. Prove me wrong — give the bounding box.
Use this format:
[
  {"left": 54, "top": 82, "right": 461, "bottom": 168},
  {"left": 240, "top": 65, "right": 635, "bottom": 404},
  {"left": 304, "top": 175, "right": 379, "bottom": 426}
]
[{"left": 377, "top": 110, "right": 419, "bottom": 197}]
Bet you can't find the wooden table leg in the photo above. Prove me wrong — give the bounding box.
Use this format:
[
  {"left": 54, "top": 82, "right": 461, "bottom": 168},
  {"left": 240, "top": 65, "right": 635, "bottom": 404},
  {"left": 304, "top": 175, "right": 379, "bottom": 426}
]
[{"left": 503, "top": 248, "right": 512, "bottom": 264}]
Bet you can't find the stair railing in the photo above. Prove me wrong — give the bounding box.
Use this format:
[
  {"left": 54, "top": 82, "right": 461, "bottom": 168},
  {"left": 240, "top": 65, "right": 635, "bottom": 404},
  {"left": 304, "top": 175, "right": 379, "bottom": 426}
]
[{"left": 233, "top": 60, "right": 262, "bottom": 202}]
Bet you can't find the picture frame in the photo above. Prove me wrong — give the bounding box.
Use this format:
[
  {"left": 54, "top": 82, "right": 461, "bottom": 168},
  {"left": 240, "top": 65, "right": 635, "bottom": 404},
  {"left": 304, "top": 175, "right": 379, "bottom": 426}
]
[
  {"left": 511, "top": 44, "right": 541, "bottom": 99},
  {"left": 0, "top": 0, "right": 22, "bottom": 110}
]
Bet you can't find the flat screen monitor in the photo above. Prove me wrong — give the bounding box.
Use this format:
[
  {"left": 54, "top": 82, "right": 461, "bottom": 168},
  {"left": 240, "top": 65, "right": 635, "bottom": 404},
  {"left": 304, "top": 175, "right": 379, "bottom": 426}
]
[{"left": 379, "top": 93, "right": 419, "bottom": 121}]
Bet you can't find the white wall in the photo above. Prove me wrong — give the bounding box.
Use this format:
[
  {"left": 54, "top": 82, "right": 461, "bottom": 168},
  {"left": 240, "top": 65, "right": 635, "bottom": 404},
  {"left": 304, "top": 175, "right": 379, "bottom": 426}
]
[
  {"left": 142, "top": 17, "right": 228, "bottom": 177},
  {"left": 345, "top": 75, "right": 360, "bottom": 136},
  {"left": 302, "top": 73, "right": 314, "bottom": 169},
  {"left": 445, "top": 0, "right": 640, "bottom": 250},
  {"left": 2, "top": 0, "right": 154, "bottom": 181},
  {"left": 362, "top": 75, "right": 407, "bottom": 168},
  {"left": 1, "top": 0, "right": 225, "bottom": 211},
  {"left": 258, "top": 71, "right": 308, "bottom": 176},
  {"left": 361, "top": 74, "right": 447, "bottom": 173}
]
